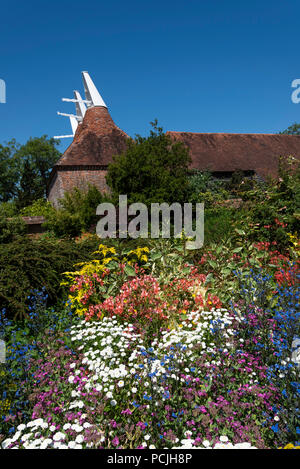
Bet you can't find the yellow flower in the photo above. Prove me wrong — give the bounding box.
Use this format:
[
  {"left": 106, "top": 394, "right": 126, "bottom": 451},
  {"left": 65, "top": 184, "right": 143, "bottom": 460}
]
[
  {"left": 103, "top": 257, "right": 112, "bottom": 264},
  {"left": 287, "top": 232, "right": 300, "bottom": 251},
  {"left": 0, "top": 399, "right": 11, "bottom": 414},
  {"left": 283, "top": 443, "right": 296, "bottom": 449}
]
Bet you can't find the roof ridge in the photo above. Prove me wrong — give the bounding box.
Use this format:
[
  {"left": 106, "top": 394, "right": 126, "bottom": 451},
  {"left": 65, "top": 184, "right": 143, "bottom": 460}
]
[{"left": 166, "top": 131, "right": 300, "bottom": 136}]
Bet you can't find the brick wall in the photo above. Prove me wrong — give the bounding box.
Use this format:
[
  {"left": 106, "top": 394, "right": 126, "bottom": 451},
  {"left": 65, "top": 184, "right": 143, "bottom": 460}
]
[{"left": 48, "top": 167, "right": 110, "bottom": 208}]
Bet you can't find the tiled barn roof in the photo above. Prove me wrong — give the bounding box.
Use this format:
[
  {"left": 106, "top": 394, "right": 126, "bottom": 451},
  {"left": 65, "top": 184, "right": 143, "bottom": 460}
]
[{"left": 166, "top": 131, "right": 300, "bottom": 178}]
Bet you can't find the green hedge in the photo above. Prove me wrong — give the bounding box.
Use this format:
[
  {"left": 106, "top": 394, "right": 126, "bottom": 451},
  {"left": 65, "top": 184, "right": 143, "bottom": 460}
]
[{"left": 0, "top": 235, "right": 99, "bottom": 320}]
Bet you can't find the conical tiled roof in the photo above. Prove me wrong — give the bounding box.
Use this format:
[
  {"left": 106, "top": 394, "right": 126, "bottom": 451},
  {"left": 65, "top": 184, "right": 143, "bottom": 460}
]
[{"left": 56, "top": 106, "right": 129, "bottom": 167}]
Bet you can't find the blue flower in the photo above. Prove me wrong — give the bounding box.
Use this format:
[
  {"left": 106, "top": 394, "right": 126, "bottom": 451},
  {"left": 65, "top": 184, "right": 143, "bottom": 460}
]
[{"left": 271, "top": 423, "right": 279, "bottom": 433}]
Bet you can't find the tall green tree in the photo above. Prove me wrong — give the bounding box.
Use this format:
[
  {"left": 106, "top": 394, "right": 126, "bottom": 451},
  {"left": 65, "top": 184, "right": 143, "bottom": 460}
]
[
  {"left": 0, "top": 139, "right": 20, "bottom": 202},
  {"left": 106, "top": 120, "right": 191, "bottom": 205},
  {"left": 16, "top": 136, "right": 61, "bottom": 208},
  {"left": 0, "top": 135, "right": 61, "bottom": 207}
]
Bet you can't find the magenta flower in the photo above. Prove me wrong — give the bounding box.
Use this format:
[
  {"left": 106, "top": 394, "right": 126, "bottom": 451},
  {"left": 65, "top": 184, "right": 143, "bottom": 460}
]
[{"left": 198, "top": 406, "right": 207, "bottom": 413}]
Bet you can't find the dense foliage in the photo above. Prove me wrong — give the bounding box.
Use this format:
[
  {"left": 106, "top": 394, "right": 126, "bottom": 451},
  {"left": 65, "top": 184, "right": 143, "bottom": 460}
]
[
  {"left": 0, "top": 235, "right": 99, "bottom": 320},
  {"left": 0, "top": 236, "right": 298, "bottom": 449},
  {"left": 106, "top": 121, "right": 191, "bottom": 206},
  {"left": 0, "top": 215, "right": 26, "bottom": 244},
  {"left": 44, "top": 185, "right": 107, "bottom": 238},
  {"left": 0, "top": 136, "right": 61, "bottom": 208}
]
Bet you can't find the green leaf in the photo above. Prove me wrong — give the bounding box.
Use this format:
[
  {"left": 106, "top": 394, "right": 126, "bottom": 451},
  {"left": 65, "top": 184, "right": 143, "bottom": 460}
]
[
  {"left": 181, "top": 267, "right": 191, "bottom": 275},
  {"left": 204, "top": 273, "right": 214, "bottom": 284},
  {"left": 106, "top": 260, "right": 119, "bottom": 269},
  {"left": 106, "top": 284, "right": 116, "bottom": 295},
  {"left": 151, "top": 252, "right": 162, "bottom": 261},
  {"left": 221, "top": 268, "right": 232, "bottom": 275},
  {"left": 124, "top": 264, "right": 136, "bottom": 277},
  {"left": 232, "top": 246, "right": 243, "bottom": 253}
]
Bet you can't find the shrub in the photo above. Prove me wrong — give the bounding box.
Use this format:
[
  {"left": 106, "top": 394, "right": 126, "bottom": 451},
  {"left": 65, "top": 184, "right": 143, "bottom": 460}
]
[
  {"left": 106, "top": 120, "right": 191, "bottom": 206},
  {"left": 44, "top": 210, "right": 83, "bottom": 239},
  {"left": 199, "top": 157, "right": 300, "bottom": 251},
  {"left": 61, "top": 243, "right": 151, "bottom": 319},
  {"left": 62, "top": 241, "right": 222, "bottom": 331},
  {"left": 187, "top": 171, "right": 229, "bottom": 206},
  {"left": 44, "top": 185, "right": 107, "bottom": 238},
  {"left": 0, "top": 236, "right": 99, "bottom": 320},
  {"left": 20, "top": 198, "right": 56, "bottom": 218},
  {"left": 0, "top": 216, "right": 27, "bottom": 244},
  {"left": 204, "top": 208, "right": 239, "bottom": 244},
  {"left": 0, "top": 201, "right": 18, "bottom": 218}
]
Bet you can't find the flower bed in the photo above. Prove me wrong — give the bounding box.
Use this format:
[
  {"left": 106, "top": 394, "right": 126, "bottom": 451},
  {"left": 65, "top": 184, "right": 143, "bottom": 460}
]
[{"left": 0, "top": 241, "right": 299, "bottom": 450}]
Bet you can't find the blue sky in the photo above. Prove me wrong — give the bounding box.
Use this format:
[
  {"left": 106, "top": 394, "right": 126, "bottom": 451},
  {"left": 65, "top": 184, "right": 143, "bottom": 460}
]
[{"left": 0, "top": 0, "right": 300, "bottom": 153}]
